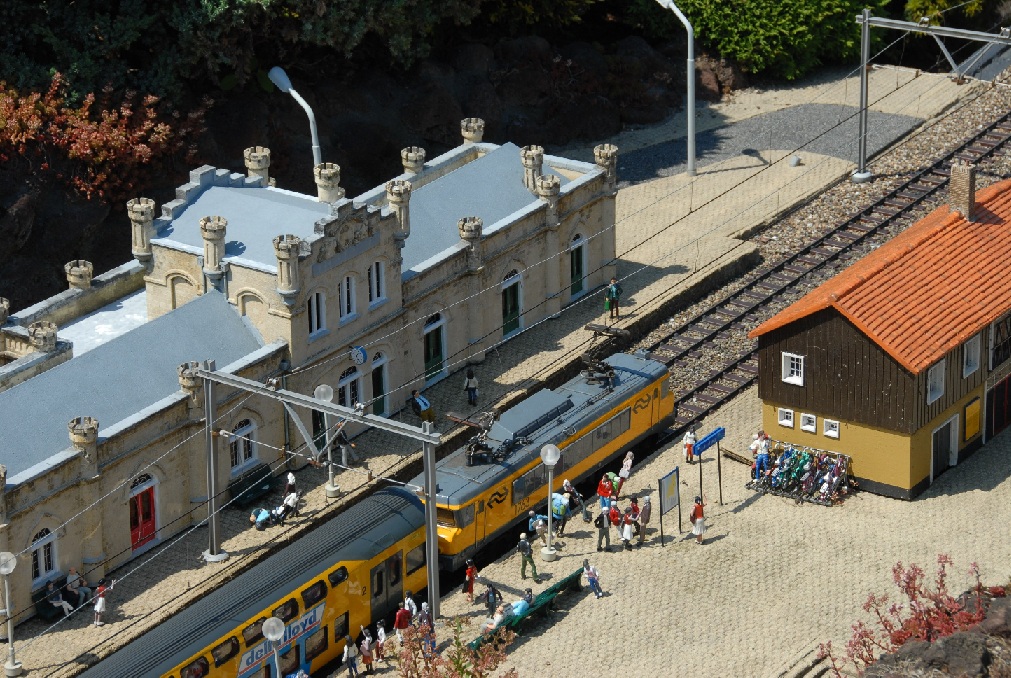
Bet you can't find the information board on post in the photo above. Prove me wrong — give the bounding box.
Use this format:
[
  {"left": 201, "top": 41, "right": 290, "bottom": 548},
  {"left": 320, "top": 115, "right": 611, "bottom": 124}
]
[{"left": 658, "top": 466, "right": 680, "bottom": 546}]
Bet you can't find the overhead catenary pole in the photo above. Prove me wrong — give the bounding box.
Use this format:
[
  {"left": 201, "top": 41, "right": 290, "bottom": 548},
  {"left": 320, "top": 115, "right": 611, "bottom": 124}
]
[
  {"left": 202, "top": 359, "right": 228, "bottom": 563},
  {"left": 422, "top": 422, "right": 440, "bottom": 618},
  {"left": 654, "top": 0, "right": 696, "bottom": 176},
  {"left": 853, "top": 8, "right": 873, "bottom": 183}
]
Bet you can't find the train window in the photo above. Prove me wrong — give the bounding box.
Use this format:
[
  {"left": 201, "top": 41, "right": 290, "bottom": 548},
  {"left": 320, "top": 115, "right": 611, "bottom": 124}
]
[
  {"left": 512, "top": 464, "right": 545, "bottom": 505},
  {"left": 388, "top": 552, "right": 403, "bottom": 586},
  {"left": 211, "top": 637, "right": 239, "bottom": 667},
  {"left": 334, "top": 611, "right": 349, "bottom": 642},
  {"left": 328, "top": 565, "right": 348, "bottom": 587},
  {"left": 593, "top": 409, "right": 631, "bottom": 452},
  {"left": 279, "top": 645, "right": 299, "bottom": 676},
  {"left": 436, "top": 507, "right": 455, "bottom": 526},
  {"left": 242, "top": 618, "right": 266, "bottom": 646},
  {"left": 454, "top": 504, "right": 475, "bottom": 528},
  {"left": 305, "top": 625, "right": 329, "bottom": 662},
  {"left": 301, "top": 580, "right": 327, "bottom": 608},
  {"left": 273, "top": 598, "right": 299, "bottom": 623},
  {"left": 373, "top": 569, "right": 384, "bottom": 599},
  {"left": 180, "top": 657, "right": 210, "bottom": 678},
  {"left": 565, "top": 434, "right": 593, "bottom": 468},
  {"left": 406, "top": 544, "right": 426, "bottom": 575}
]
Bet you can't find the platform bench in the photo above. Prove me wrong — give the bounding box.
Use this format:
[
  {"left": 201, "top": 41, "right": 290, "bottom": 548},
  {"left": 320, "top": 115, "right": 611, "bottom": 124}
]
[{"left": 469, "top": 567, "right": 583, "bottom": 649}]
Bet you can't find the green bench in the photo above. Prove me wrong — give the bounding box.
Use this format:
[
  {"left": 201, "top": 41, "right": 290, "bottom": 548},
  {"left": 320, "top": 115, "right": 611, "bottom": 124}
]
[
  {"left": 227, "top": 463, "right": 275, "bottom": 509},
  {"left": 469, "top": 567, "right": 583, "bottom": 649},
  {"left": 32, "top": 585, "right": 65, "bottom": 623}
]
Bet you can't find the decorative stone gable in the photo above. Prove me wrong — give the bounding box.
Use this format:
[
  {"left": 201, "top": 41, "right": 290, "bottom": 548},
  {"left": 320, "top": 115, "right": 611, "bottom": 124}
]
[{"left": 313, "top": 201, "right": 386, "bottom": 263}]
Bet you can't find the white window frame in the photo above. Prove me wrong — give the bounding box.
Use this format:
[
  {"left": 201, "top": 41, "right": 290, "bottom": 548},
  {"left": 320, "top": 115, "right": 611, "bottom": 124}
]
[
  {"left": 229, "top": 419, "right": 258, "bottom": 474},
  {"left": 781, "top": 352, "right": 805, "bottom": 386},
  {"left": 800, "top": 413, "right": 816, "bottom": 433},
  {"left": 339, "top": 275, "right": 357, "bottom": 323},
  {"left": 823, "top": 419, "right": 840, "bottom": 439},
  {"left": 963, "top": 333, "right": 980, "bottom": 378},
  {"left": 927, "top": 359, "right": 946, "bottom": 405},
  {"left": 308, "top": 290, "right": 326, "bottom": 336},
  {"left": 30, "top": 528, "right": 58, "bottom": 585},
  {"left": 337, "top": 366, "right": 361, "bottom": 408},
  {"left": 367, "top": 261, "right": 385, "bottom": 306},
  {"left": 777, "top": 408, "right": 794, "bottom": 428}
]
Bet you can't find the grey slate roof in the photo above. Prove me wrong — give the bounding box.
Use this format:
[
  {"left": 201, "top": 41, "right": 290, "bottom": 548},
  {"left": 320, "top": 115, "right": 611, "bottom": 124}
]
[
  {"left": 152, "top": 185, "right": 331, "bottom": 270},
  {"left": 403, "top": 142, "right": 570, "bottom": 272},
  {"left": 412, "top": 353, "right": 668, "bottom": 506},
  {"left": 1, "top": 291, "right": 263, "bottom": 483}
]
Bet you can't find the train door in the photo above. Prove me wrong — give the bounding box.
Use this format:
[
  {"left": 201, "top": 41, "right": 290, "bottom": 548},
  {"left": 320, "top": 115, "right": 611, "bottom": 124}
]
[
  {"left": 369, "top": 551, "right": 404, "bottom": 622},
  {"left": 474, "top": 499, "right": 486, "bottom": 544}
]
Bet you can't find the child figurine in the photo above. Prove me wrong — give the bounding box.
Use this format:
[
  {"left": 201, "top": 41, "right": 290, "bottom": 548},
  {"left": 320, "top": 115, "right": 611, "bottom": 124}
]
[
  {"left": 375, "top": 620, "right": 387, "bottom": 662},
  {"left": 359, "top": 626, "right": 374, "bottom": 674},
  {"left": 683, "top": 427, "right": 697, "bottom": 464},
  {"left": 93, "top": 578, "right": 116, "bottom": 626}
]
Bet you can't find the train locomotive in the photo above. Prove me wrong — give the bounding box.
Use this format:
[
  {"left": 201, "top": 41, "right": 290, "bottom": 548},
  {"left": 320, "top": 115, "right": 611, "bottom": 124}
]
[{"left": 77, "top": 350, "right": 673, "bottom": 678}]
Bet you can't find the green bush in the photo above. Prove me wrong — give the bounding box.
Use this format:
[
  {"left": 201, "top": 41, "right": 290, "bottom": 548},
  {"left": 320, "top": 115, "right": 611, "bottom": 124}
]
[
  {"left": 0, "top": 0, "right": 483, "bottom": 98},
  {"left": 623, "top": 0, "right": 890, "bottom": 80}
]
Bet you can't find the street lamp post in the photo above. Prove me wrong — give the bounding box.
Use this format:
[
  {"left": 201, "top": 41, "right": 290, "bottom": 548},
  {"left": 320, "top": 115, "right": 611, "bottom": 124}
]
[
  {"left": 540, "top": 444, "right": 561, "bottom": 562},
  {"left": 313, "top": 385, "right": 341, "bottom": 498},
  {"left": 262, "top": 616, "right": 285, "bottom": 677},
  {"left": 0, "top": 552, "right": 22, "bottom": 677},
  {"left": 267, "top": 66, "right": 322, "bottom": 167},
  {"left": 654, "top": 0, "right": 696, "bottom": 176}
]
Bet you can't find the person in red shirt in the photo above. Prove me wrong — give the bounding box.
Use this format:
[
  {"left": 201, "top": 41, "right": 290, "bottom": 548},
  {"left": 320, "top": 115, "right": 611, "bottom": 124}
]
[
  {"left": 464, "top": 559, "right": 479, "bottom": 604},
  {"left": 597, "top": 474, "right": 614, "bottom": 508},
  {"left": 393, "top": 601, "right": 412, "bottom": 645},
  {"left": 608, "top": 501, "right": 622, "bottom": 528}
]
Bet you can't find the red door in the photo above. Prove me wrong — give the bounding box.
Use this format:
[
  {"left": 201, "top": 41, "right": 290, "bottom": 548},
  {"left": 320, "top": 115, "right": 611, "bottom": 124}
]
[{"left": 130, "top": 487, "right": 156, "bottom": 549}]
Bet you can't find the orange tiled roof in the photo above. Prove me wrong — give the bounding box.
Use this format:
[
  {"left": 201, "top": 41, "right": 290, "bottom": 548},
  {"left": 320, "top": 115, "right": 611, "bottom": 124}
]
[{"left": 749, "top": 178, "right": 1011, "bottom": 374}]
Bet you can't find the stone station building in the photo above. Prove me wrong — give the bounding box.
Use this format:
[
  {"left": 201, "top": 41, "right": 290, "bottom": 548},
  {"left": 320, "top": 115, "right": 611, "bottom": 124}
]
[{"left": 0, "top": 118, "right": 618, "bottom": 629}]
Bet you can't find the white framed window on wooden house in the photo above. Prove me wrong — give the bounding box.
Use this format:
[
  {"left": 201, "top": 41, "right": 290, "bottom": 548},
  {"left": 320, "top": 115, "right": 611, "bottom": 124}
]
[
  {"left": 781, "top": 352, "right": 805, "bottom": 386},
  {"left": 777, "top": 408, "right": 794, "bottom": 427},
  {"left": 823, "top": 419, "right": 840, "bottom": 439},
  {"left": 800, "top": 413, "right": 816, "bottom": 433},
  {"left": 963, "top": 333, "right": 980, "bottom": 378},
  {"left": 927, "top": 359, "right": 946, "bottom": 404}
]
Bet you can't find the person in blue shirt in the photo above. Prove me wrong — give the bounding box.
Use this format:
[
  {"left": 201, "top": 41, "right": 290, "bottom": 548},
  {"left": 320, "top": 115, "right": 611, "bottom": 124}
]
[
  {"left": 249, "top": 507, "right": 271, "bottom": 530},
  {"left": 410, "top": 389, "right": 436, "bottom": 424},
  {"left": 550, "top": 492, "right": 571, "bottom": 537},
  {"left": 527, "top": 510, "right": 549, "bottom": 546}
]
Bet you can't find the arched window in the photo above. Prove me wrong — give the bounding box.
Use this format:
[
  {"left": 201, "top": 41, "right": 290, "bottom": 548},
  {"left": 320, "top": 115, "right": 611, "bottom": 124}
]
[
  {"left": 501, "top": 270, "right": 522, "bottom": 337},
  {"left": 308, "top": 290, "right": 327, "bottom": 335},
  {"left": 30, "top": 528, "right": 57, "bottom": 582},
  {"left": 569, "top": 233, "right": 586, "bottom": 297},
  {"left": 339, "top": 275, "right": 356, "bottom": 321},
  {"left": 423, "top": 314, "right": 446, "bottom": 381},
  {"left": 229, "top": 419, "right": 257, "bottom": 472},
  {"left": 368, "top": 261, "right": 385, "bottom": 304},
  {"left": 338, "top": 367, "right": 361, "bottom": 408},
  {"left": 371, "top": 352, "right": 388, "bottom": 416}
]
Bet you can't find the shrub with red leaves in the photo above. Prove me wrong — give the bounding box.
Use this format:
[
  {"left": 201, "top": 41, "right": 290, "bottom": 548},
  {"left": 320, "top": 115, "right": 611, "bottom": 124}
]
[
  {"left": 0, "top": 73, "right": 206, "bottom": 203},
  {"left": 819, "top": 555, "right": 991, "bottom": 677}
]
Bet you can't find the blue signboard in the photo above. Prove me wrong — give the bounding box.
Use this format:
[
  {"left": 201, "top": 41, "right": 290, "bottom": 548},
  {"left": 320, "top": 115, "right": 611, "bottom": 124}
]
[{"left": 693, "top": 427, "right": 725, "bottom": 455}]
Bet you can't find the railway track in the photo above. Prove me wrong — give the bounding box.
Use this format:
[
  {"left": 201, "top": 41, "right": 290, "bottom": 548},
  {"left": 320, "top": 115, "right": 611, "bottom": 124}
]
[{"left": 646, "top": 109, "right": 1011, "bottom": 436}]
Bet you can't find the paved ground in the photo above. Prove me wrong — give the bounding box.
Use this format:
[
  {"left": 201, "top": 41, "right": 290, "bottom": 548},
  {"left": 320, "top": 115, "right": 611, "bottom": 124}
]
[{"left": 8, "top": 66, "right": 981, "bottom": 677}]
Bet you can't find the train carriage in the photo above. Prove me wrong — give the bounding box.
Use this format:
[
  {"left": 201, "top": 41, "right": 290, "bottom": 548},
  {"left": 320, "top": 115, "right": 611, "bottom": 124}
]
[
  {"left": 79, "top": 488, "right": 426, "bottom": 678},
  {"left": 414, "top": 352, "right": 673, "bottom": 570}
]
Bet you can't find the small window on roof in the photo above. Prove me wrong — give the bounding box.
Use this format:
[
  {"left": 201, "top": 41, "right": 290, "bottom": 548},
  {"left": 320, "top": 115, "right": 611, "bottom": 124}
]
[
  {"left": 328, "top": 566, "right": 349, "bottom": 588},
  {"left": 301, "top": 581, "right": 327, "bottom": 609},
  {"left": 211, "top": 638, "right": 239, "bottom": 667},
  {"left": 273, "top": 598, "right": 299, "bottom": 623},
  {"left": 242, "top": 618, "right": 265, "bottom": 647}
]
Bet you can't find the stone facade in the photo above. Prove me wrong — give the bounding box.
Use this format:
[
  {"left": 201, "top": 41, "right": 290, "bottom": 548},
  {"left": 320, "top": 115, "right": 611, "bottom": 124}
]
[{"left": 0, "top": 118, "right": 616, "bottom": 626}]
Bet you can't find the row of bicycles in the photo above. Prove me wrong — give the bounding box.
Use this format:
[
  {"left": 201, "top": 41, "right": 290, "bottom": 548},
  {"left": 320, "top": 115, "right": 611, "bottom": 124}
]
[{"left": 745, "top": 445, "right": 855, "bottom": 506}]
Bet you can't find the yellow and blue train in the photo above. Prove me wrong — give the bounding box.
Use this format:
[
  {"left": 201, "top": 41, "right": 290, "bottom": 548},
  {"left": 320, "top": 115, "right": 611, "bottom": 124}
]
[{"left": 78, "top": 352, "right": 672, "bottom": 678}]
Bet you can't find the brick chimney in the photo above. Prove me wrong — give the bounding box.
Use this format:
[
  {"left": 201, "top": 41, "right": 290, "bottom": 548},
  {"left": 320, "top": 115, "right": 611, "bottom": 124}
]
[{"left": 950, "top": 159, "right": 976, "bottom": 221}]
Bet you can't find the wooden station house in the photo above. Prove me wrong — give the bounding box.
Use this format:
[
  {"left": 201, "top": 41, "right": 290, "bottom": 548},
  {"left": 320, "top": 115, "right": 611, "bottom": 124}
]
[{"left": 749, "top": 161, "right": 1011, "bottom": 498}]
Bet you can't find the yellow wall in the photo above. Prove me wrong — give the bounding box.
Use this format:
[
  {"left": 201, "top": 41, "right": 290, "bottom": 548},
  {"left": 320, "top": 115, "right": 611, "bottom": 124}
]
[
  {"left": 760, "top": 403, "right": 913, "bottom": 489},
  {"left": 761, "top": 383, "right": 984, "bottom": 494}
]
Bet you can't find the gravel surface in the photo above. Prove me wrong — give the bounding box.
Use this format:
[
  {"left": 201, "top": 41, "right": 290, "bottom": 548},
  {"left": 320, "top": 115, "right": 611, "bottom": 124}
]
[{"left": 634, "top": 70, "right": 1011, "bottom": 404}]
